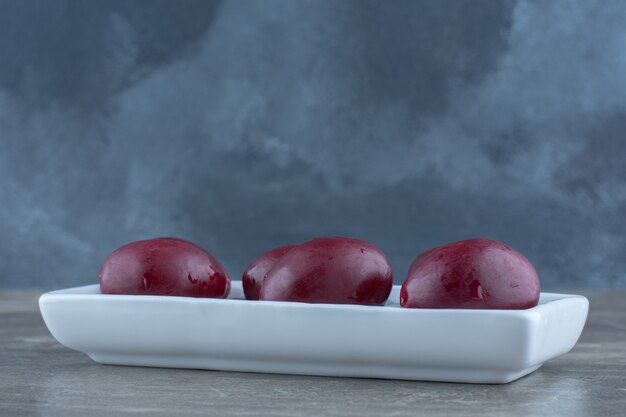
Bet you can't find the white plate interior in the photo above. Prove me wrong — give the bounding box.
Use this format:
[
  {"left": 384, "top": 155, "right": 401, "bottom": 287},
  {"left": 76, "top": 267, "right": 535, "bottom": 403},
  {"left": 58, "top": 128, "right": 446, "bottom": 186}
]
[{"left": 44, "top": 282, "right": 575, "bottom": 310}]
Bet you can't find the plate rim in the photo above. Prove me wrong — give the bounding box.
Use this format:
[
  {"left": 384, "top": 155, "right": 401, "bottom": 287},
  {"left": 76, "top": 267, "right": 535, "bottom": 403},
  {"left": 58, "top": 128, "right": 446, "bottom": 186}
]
[{"left": 40, "top": 282, "right": 588, "bottom": 318}]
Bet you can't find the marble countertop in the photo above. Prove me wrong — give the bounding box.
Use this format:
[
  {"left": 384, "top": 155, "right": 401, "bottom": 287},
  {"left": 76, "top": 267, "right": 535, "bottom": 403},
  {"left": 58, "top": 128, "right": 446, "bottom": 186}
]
[{"left": 1, "top": 289, "right": 624, "bottom": 417}]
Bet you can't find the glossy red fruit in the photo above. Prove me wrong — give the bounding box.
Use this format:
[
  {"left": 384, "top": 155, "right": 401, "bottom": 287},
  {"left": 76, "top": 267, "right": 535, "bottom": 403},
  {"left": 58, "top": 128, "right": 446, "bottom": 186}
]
[
  {"left": 259, "top": 237, "right": 393, "bottom": 305},
  {"left": 242, "top": 244, "right": 297, "bottom": 300},
  {"left": 400, "top": 238, "right": 540, "bottom": 309},
  {"left": 100, "top": 237, "right": 230, "bottom": 298}
]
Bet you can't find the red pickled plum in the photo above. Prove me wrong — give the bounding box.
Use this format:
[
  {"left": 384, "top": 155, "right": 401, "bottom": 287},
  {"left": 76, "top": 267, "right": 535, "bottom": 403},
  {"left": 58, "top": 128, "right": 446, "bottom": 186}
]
[
  {"left": 260, "top": 237, "right": 393, "bottom": 305},
  {"left": 242, "top": 244, "right": 297, "bottom": 300},
  {"left": 400, "top": 238, "right": 540, "bottom": 309},
  {"left": 100, "top": 237, "right": 230, "bottom": 298}
]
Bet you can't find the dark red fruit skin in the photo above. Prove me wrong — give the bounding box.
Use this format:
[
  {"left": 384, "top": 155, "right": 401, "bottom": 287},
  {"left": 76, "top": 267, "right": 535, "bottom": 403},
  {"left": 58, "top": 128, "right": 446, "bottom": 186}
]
[
  {"left": 259, "top": 237, "right": 393, "bottom": 305},
  {"left": 100, "top": 237, "right": 230, "bottom": 298},
  {"left": 242, "top": 245, "right": 297, "bottom": 300},
  {"left": 400, "top": 238, "right": 540, "bottom": 309}
]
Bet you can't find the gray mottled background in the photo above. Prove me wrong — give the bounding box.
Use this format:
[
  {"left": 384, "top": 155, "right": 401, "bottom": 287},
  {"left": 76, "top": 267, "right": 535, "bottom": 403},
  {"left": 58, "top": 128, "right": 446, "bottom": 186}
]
[{"left": 1, "top": 0, "right": 625, "bottom": 289}]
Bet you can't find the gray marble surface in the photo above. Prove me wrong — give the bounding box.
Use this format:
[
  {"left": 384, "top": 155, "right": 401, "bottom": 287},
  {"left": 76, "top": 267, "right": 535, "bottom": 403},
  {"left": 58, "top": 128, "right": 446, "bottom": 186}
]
[{"left": 1, "top": 290, "right": 625, "bottom": 417}]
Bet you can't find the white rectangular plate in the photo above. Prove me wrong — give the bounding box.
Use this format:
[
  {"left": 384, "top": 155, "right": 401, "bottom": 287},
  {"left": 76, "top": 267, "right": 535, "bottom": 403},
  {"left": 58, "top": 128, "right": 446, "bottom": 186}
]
[{"left": 39, "top": 282, "right": 588, "bottom": 384}]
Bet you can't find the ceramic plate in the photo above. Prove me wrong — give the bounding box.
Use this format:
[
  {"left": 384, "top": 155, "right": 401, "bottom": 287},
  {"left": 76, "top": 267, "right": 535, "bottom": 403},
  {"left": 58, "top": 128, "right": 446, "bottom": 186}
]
[{"left": 39, "top": 282, "right": 588, "bottom": 384}]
